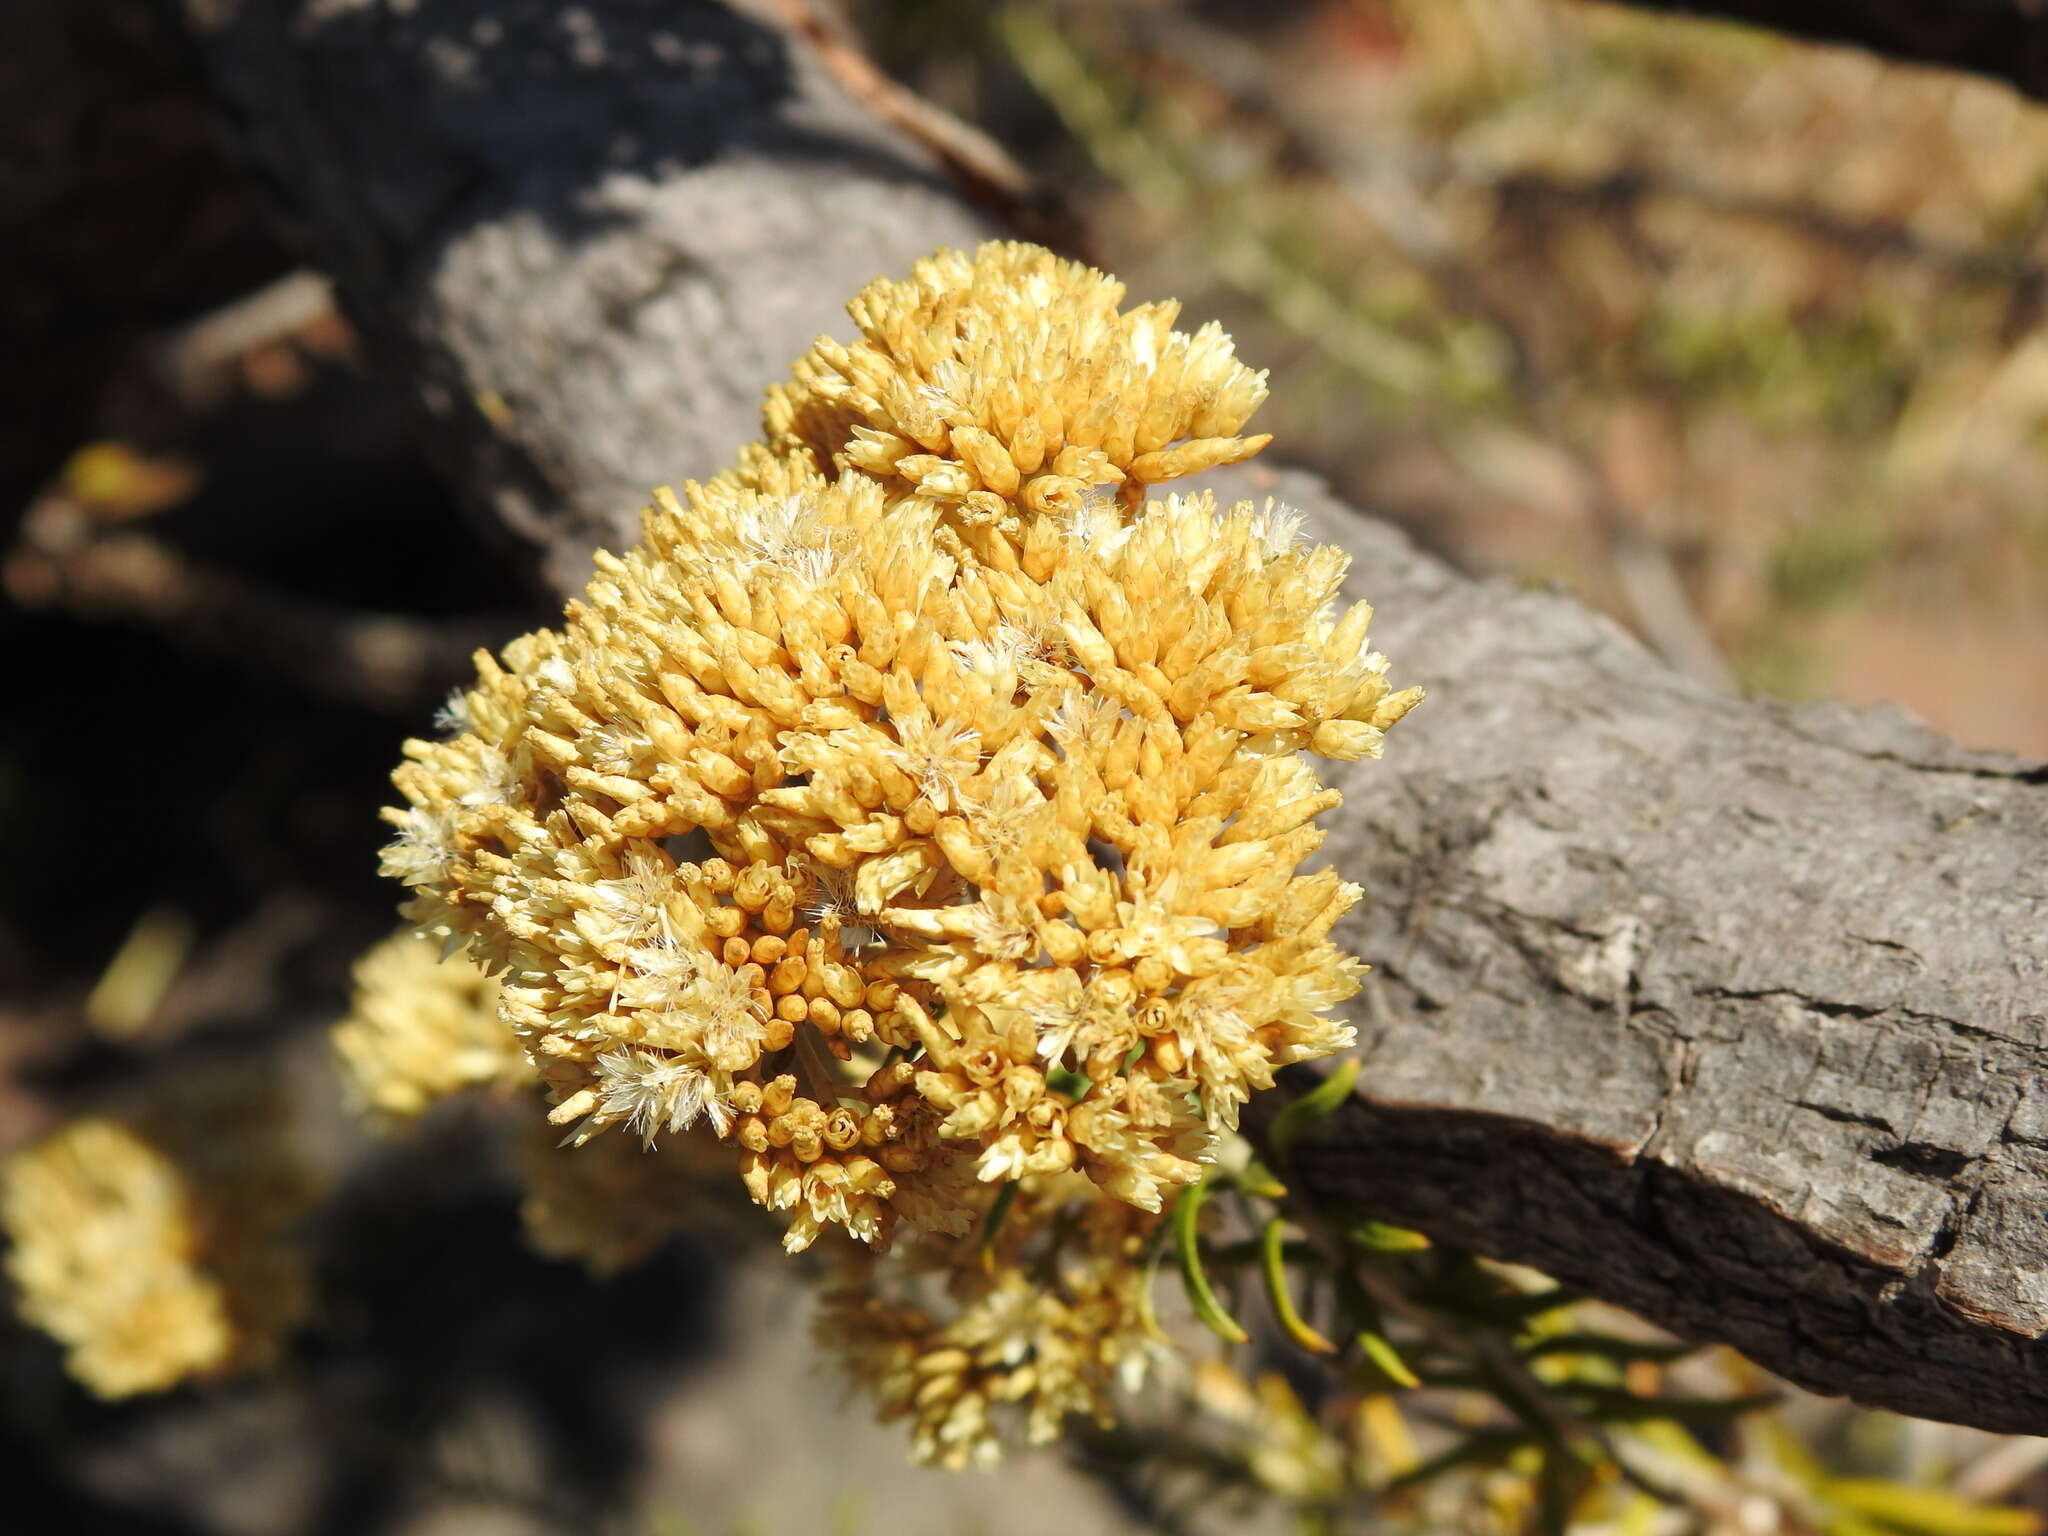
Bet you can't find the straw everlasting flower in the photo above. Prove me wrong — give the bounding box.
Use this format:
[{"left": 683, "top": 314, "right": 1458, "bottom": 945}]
[
  {"left": 760, "top": 243, "right": 1274, "bottom": 537},
  {"left": 334, "top": 929, "right": 712, "bottom": 1273},
  {"left": 818, "top": 1179, "right": 1169, "bottom": 1468},
  {"left": 375, "top": 238, "right": 1419, "bottom": 1455},
  {"left": 333, "top": 928, "right": 528, "bottom": 1121}
]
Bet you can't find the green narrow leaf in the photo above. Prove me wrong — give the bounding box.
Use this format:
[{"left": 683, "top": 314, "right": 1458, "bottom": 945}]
[
  {"left": 1265, "top": 1058, "right": 1361, "bottom": 1172},
  {"left": 1174, "top": 1171, "right": 1249, "bottom": 1344},
  {"left": 1235, "top": 1159, "right": 1289, "bottom": 1201},
  {"left": 1346, "top": 1220, "right": 1432, "bottom": 1255},
  {"left": 1357, "top": 1329, "right": 1422, "bottom": 1390},
  {"left": 1490, "top": 1286, "right": 1583, "bottom": 1322},
  {"left": 1206, "top": 1235, "right": 1321, "bottom": 1268},
  {"left": 978, "top": 1181, "right": 1019, "bottom": 1273},
  {"left": 1476, "top": 1357, "right": 1564, "bottom": 1445},
  {"left": 1433, "top": 1278, "right": 1584, "bottom": 1327},
  {"left": 1825, "top": 1479, "right": 2042, "bottom": 1536},
  {"left": 1258, "top": 1217, "right": 1336, "bottom": 1354},
  {"left": 1332, "top": 1255, "right": 1420, "bottom": 1391},
  {"left": 1536, "top": 1448, "right": 1574, "bottom": 1536}
]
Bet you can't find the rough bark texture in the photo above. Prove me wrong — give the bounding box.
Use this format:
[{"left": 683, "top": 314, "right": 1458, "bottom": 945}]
[
  {"left": 1239, "top": 465, "right": 2048, "bottom": 1435},
  {"left": 183, "top": 0, "right": 2048, "bottom": 1432},
  {"left": 1604, "top": 2, "right": 2048, "bottom": 102},
  {"left": 183, "top": 0, "right": 996, "bottom": 592}
]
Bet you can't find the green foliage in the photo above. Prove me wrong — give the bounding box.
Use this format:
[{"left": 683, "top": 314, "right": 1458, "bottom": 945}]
[{"left": 1092, "top": 1070, "right": 2042, "bottom": 1535}]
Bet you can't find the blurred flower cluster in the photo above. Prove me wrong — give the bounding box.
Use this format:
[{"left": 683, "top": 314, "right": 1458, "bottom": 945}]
[{"left": 1, "top": 1073, "right": 314, "bottom": 1398}]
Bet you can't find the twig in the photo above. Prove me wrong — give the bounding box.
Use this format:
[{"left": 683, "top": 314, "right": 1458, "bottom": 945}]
[
  {"left": 151, "top": 268, "right": 340, "bottom": 409},
  {"left": 760, "top": 0, "right": 1091, "bottom": 259}
]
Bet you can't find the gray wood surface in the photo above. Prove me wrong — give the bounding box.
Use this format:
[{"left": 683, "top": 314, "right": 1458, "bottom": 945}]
[
  {"left": 1241, "top": 465, "right": 2048, "bottom": 1435},
  {"left": 185, "top": 0, "right": 2048, "bottom": 1433},
  {"left": 184, "top": 0, "right": 997, "bottom": 590}
]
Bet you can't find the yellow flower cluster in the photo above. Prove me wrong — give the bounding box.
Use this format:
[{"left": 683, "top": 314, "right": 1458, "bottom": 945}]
[
  {"left": 334, "top": 929, "right": 709, "bottom": 1273},
  {"left": 762, "top": 242, "right": 1272, "bottom": 533},
  {"left": 382, "top": 240, "right": 1415, "bottom": 1259},
  {"left": 818, "top": 1181, "right": 1167, "bottom": 1469},
  {"left": 377, "top": 239, "right": 1416, "bottom": 1456},
  {"left": 333, "top": 928, "right": 527, "bottom": 1121},
  {"left": 0, "top": 1079, "right": 314, "bottom": 1398}
]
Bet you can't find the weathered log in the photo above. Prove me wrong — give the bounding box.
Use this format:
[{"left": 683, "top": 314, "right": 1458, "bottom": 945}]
[
  {"left": 1251, "top": 464, "right": 2048, "bottom": 1435},
  {"left": 182, "top": 0, "right": 999, "bottom": 592},
  {"left": 182, "top": 0, "right": 2048, "bottom": 1432}
]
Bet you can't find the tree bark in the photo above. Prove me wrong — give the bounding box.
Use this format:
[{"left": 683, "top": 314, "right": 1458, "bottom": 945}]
[
  {"left": 182, "top": 0, "right": 2048, "bottom": 1433},
  {"left": 181, "top": 0, "right": 999, "bottom": 593},
  {"left": 1248, "top": 465, "right": 2048, "bottom": 1436},
  {"left": 1598, "top": 2, "right": 2048, "bottom": 103}
]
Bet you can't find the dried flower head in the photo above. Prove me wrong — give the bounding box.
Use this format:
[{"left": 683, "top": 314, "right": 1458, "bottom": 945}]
[
  {"left": 761, "top": 241, "right": 1273, "bottom": 532},
  {"left": 378, "top": 242, "right": 1419, "bottom": 1268},
  {"left": 334, "top": 933, "right": 714, "bottom": 1274},
  {"left": 0, "top": 1078, "right": 315, "bottom": 1398},
  {"left": 817, "top": 1180, "right": 1169, "bottom": 1468},
  {"left": 333, "top": 929, "right": 530, "bottom": 1121}
]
